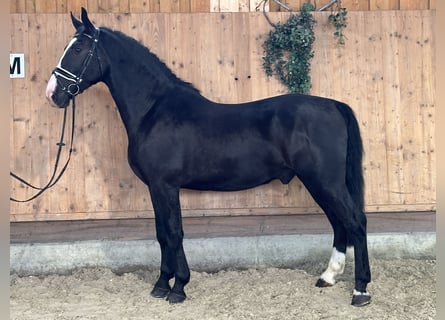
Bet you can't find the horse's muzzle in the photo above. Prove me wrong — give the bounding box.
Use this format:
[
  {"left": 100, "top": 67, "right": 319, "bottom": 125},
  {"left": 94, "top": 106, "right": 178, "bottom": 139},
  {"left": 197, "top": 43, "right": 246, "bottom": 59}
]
[{"left": 46, "top": 74, "right": 70, "bottom": 108}]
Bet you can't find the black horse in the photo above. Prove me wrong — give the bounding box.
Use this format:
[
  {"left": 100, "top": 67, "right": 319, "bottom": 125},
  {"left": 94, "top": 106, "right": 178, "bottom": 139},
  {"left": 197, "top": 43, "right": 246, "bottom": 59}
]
[{"left": 46, "top": 8, "right": 371, "bottom": 306}]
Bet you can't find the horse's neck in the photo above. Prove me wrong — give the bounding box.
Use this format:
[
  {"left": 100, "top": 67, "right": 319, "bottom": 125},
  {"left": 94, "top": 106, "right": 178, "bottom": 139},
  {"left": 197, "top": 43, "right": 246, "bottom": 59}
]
[
  {"left": 104, "top": 73, "right": 170, "bottom": 136},
  {"left": 100, "top": 33, "right": 174, "bottom": 137}
]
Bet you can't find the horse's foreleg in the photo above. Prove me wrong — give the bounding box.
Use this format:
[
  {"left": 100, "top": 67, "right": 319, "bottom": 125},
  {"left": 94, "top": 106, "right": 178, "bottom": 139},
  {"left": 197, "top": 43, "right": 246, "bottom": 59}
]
[{"left": 148, "top": 185, "right": 190, "bottom": 304}]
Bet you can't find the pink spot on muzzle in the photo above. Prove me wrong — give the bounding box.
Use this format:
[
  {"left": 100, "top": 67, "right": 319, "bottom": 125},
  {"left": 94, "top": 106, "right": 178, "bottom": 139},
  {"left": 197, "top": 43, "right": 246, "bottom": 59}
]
[{"left": 45, "top": 74, "right": 58, "bottom": 107}]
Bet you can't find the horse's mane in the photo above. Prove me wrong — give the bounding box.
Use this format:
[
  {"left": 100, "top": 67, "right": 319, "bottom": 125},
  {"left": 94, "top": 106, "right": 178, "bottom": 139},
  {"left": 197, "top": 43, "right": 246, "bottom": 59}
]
[{"left": 101, "top": 27, "right": 200, "bottom": 94}]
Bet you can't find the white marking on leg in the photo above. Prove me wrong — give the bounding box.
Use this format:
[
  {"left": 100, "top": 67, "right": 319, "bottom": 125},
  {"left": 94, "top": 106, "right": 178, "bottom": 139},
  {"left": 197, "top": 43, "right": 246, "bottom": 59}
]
[
  {"left": 353, "top": 289, "right": 370, "bottom": 296},
  {"left": 320, "top": 247, "right": 346, "bottom": 285}
]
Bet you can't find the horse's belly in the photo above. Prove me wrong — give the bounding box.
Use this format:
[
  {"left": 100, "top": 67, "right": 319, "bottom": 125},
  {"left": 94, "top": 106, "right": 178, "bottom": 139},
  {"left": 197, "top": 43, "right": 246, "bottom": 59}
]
[
  {"left": 183, "top": 155, "right": 293, "bottom": 191},
  {"left": 183, "top": 176, "right": 275, "bottom": 192}
]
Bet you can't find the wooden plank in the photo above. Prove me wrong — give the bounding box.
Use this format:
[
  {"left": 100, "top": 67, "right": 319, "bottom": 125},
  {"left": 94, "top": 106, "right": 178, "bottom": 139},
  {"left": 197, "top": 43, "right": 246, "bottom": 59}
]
[
  {"left": 191, "top": 0, "right": 210, "bottom": 12},
  {"left": 219, "top": 0, "right": 240, "bottom": 12},
  {"left": 55, "top": 0, "right": 67, "bottom": 13},
  {"left": 129, "top": 0, "right": 147, "bottom": 12},
  {"left": 209, "top": 13, "right": 236, "bottom": 101},
  {"left": 34, "top": 0, "right": 55, "bottom": 13},
  {"left": 399, "top": 10, "right": 435, "bottom": 205},
  {"left": 363, "top": 11, "right": 391, "bottom": 207},
  {"left": 66, "top": 0, "right": 87, "bottom": 13},
  {"left": 21, "top": 14, "right": 51, "bottom": 213},
  {"left": 103, "top": 0, "right": 122, "bottom": 12},
  {"left": 180, "top": 0, "right": 192, "bottom": 12},
  {"left": 10, "top": 211, "right": 436, "bottom": 243},
  {"left": 160, "top": 0, "right": 176, "bottom": 12},
  {"left": 10, "top": 0, "right": 19, "bottom": 13},
  {"left": 341, "top": 0, "right": 370, "bottom": 10},
  {"left": 210, "top": 0, "right": 219, "bottom": 12},
  {"left": 230, "top": 14, "right": 252, "bottom": 100},
  {"left": 430, "top": 0, "right": 436, "bottom": 9},
  {"left": 46, "top": 15, "right": 78, "bottom": 216},
  {"left": 157, "top": 0, "right": 192, "bottom": 12},
  {"left": 61, "top": 1, "right": 78, "bottom": 12},
  {"left": 370, "top": 0, "right": 400, "bottom": 10},
  {"left": 400, "top": 0, "right": 430, "bottom": 9},
  {"left": 24, "top": 0, "right": 35, "bottom": 13},
  {"left": 269, "top": 0, "right": 280, "bottom": 11},
  {"left": 9, "top": 202, "right": 436, "bottom": 222},
  {"left": 420, "top": 9, "right": 436, "bottom": 203},
  {"left": 248, "top": 12, "right": 271, "bottom": 99},
  {"left": 149, "top": 0, "right": 162, "bottom": 12},
  {"left": 118, "top": 0, "right": 130, "bottom": 13}
]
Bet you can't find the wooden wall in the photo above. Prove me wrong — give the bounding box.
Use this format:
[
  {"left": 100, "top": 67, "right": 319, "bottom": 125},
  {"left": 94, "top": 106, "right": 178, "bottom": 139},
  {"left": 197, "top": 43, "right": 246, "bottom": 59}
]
[
  {"left": 10, "top": 10, "right": 435, "bottom": 222},
  {"left": 10, "top": 0, "right": 436, "bottom": 13}
]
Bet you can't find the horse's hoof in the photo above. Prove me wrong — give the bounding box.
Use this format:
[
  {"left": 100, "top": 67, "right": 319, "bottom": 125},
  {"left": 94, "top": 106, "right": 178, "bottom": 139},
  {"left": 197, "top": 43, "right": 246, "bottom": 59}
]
[
  {"left": 351, "top": 292, "right": 371, "bottom": 307},
  {"left": 151, "top": 286, "right": 171, "bottom": 299},
  {"left": 167, "top": 290, "right": 187, "bottom": 304},
  {"left": 315, "top": 278, "right": 333, "bottom": 288}
]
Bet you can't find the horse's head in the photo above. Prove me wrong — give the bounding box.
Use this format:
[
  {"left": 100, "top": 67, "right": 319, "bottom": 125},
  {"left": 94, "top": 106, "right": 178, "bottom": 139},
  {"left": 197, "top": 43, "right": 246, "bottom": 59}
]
[{"left": 46, "top": 7, "right": 103, "bottom": 108}]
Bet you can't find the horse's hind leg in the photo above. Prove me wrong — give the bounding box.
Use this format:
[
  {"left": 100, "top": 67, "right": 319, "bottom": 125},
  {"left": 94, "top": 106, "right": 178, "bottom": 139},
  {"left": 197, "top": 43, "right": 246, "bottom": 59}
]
[
  {"left": 148, "top": 184, "right": 190, "bottom": 304},
  {"left": 315, "top": 215, "right": 347, "bottom": 287},
  {"left": 301, "top": 179, "right": 371, "bottom": 306}
]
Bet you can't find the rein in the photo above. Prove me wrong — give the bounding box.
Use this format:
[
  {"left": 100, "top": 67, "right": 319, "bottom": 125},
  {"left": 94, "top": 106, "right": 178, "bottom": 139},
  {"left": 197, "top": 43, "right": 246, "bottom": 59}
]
[
  {"left": 10, "top": 98, "right": 76, "bottom": 202},
  {"left": 10, "top": 29, "right": 101, "bottom": 202}
]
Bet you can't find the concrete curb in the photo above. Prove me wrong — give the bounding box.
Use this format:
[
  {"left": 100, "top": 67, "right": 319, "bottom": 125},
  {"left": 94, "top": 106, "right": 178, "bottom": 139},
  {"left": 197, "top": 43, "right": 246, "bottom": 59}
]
[{"left": 10, "top": 232, "right": 435, "bottom": 276}]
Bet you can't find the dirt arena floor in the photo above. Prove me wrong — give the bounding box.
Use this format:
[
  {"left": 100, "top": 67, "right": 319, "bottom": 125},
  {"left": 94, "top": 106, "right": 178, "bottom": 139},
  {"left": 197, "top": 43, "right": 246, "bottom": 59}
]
[{"left": 10, "top": 257, "right": 435, "bottom": 320}]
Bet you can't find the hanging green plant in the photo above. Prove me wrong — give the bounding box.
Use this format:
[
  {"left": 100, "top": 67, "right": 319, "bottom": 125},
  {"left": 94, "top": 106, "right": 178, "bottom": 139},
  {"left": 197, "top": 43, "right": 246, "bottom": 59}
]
[
  {"left": 328, "top": 6, "right": 348, "bottom": 45},
  {"left": 262, "top": 3, "right": 315, "bottom": 94}
]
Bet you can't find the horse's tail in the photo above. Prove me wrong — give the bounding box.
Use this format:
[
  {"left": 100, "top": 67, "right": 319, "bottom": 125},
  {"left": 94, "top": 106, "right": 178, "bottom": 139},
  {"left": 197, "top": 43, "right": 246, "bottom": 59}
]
[{"left": 335, "top": 102, "right": 365, "bottom": 213}]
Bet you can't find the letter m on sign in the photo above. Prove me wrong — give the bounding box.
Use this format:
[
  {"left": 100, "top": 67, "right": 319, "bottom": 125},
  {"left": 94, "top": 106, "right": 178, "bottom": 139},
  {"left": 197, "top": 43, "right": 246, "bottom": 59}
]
[{"left": 10, "top": 53, "right": 25, "bottom": 78}]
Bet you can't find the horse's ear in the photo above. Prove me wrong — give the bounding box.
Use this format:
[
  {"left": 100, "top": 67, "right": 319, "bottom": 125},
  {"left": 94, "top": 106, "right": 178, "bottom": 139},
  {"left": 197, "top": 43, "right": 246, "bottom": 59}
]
[
  {"left": 70, "top": 11, "right": 82, "bottom": 30},
  {"left": 80, "top": 7, "right": 96, "bottom": 34}
]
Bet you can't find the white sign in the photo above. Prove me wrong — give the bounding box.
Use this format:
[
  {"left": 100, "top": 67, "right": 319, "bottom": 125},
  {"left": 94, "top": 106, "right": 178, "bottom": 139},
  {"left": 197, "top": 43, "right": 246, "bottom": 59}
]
[{"left": 10, "top": 53, "right": 25, "bottom": 78}]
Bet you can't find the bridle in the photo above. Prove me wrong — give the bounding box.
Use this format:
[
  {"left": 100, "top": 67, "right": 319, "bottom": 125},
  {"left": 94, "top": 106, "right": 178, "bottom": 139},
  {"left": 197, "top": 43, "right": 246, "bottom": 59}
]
[
  {"left": 10, "top": 29, "right": 102, "bottom": 202},
  {"left": 52, "top": 28, "right": 102, "bottom": 98}
]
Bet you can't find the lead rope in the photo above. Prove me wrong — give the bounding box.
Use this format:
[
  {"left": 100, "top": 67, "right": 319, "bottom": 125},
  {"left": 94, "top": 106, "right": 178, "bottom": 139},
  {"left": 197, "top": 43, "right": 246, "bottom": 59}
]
[{"left": 10, "top": 97, "right": 76, "bottom": 202}]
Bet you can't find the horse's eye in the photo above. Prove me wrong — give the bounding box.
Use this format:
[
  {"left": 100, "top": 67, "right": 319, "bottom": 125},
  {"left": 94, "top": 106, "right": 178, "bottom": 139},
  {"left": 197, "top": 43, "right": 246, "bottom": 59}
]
[{"left": 73, "top": 46, "right": 82, "bottom": 54}]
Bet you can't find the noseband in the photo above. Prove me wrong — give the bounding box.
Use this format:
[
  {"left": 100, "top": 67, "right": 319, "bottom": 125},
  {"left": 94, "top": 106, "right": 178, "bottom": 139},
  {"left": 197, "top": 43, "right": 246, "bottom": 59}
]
[{"left": 52, "top": 28, "right": 101, "bottom": 98}]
